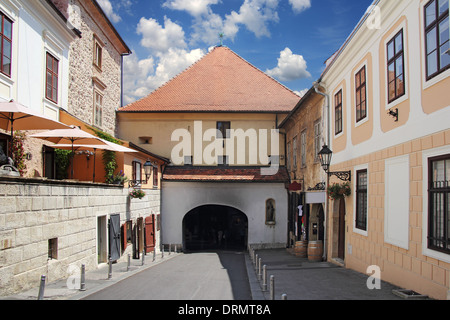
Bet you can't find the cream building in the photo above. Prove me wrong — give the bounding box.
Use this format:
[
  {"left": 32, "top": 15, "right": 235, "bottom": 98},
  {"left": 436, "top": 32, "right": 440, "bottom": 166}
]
[
  {"left": 118, "top": 46, "right": 300, "bottom": 250},
  {"left": 318, "top": 0, "right": 450, "bottom": 299}
]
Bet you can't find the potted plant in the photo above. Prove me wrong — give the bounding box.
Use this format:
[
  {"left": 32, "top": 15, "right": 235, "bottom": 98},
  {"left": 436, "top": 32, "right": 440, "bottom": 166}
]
[
  {"left": 111, "top": 170, "right": 128, "bottom": 185},
  {"left": 129, "top": 188, "right": 146, "bottom": 199},
  {"left": 327, "top": 182, "right": 351, "bottom": 201}
]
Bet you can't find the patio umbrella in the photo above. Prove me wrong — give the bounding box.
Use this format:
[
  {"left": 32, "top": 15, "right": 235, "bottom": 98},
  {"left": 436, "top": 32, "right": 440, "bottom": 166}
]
[
  {"left": 30, "top": 127, "right": 108, "bottom": 179},
  {"left": 52, "top": 141, "right": 137, "bottom": 182},
  {"left": 0, "top": 100, "right": 69, "bottom": 142}
]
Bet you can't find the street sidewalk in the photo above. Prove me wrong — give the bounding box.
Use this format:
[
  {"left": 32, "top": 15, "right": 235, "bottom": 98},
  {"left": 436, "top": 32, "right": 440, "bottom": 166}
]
[
  {"left": 2, "top": 249, "right": 182, "bottom": 301},
  {"left": 246, "top": 248, "right": 428, "bottom": 300}
]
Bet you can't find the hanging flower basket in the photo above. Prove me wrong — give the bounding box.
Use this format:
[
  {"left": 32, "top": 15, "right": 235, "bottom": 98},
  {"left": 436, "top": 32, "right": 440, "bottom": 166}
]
[
  {"left": 327, "top": 182, "right": 351, "bottom": 201},
  {"left": 129, "top": 188, "right": 146, "bottom": 199}
]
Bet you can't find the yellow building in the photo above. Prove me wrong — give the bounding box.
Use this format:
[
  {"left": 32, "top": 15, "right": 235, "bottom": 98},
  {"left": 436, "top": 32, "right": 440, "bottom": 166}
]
[
  {"left": 118, "top": 46, "right": 300, "bottom": 251},
  {"left": 318, "top": 0, "right": 450, "bottom": 299}
]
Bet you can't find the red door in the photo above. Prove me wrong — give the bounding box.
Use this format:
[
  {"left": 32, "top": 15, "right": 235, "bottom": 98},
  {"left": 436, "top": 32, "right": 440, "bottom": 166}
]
[{"left": 145, "top": 215, "right": 156, "bottom": 253}]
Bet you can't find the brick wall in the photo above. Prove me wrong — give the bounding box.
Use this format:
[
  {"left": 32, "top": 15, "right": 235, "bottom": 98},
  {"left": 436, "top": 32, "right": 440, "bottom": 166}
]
[{"left": 0, "top": 177, "right": 160, "bottom": 296}]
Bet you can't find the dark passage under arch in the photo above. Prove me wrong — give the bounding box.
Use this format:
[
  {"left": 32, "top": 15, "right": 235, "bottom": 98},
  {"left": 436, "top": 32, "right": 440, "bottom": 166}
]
[{"left": 183, "top": 205, "right": 248, "bottom": 251}]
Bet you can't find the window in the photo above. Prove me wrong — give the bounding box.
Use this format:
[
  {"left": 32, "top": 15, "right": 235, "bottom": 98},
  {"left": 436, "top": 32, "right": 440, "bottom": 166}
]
[
  {"left": 217, "top": 121, "right": 231, "bottom": 139},
  {"left": 355, "top": 66, "right": 367, "bottom": 122},
  {"left": 387, "top": 30, "right": 405, "bottom": 103},
  {"left": 0, "top": 13, "right": 12, "bottom": 77},
  {"left": 93, "top": 37, "right": 103, "bottom": 69},
  {"left": 428, "top": 155, "right": 450, "bottom": 254},
  {"left": 132, "top": 161, "right": 142, "bottom": 185},
  {"left": 94, "top": 91, "right": 103, "bottom": 127},
  {"left": 46, "top": 53, "right": 59, "bottom": 103},
  {"left": 356, "top": 170, "right": 368, "bottom": 231},
  {"left": 300, "top": 130, "right": 306, "bottom": 167},
  {"left": 48, "top": 238, "right": 58, "bottom": 260},
  {"left": 287, "top": 141, "right": 291, "bottom": 171},
  {"left": 314, "top": 120, "right": 321, "bottom": 161},
  {"left": 153, "top": 165, "right": 158, "bottom": 188},
  {"left": 425, "top": 0, "right": 450, "bottom": 80},
  {"left": 293, "top": 136, "right": 297, "bottom": 169},
  {"left": 335, "top": 90, "right": 343, "bottom": 135}
]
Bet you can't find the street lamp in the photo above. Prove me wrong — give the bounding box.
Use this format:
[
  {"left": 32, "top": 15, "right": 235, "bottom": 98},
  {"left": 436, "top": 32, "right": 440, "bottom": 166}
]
[
  {"left": 318, "top": 145, "right": 351, "bottom": 182},
  {"left": 144, "top": 160, "right": 154, "bottom": 182}
]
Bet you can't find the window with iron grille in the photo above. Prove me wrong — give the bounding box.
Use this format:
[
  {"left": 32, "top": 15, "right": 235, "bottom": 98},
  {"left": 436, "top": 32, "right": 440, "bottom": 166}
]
[
  {"left": 0, "top": 12, "right": 12, "bottom": 77},
  {"left": 424, "top": 0, "right": 450, "bottom": 80},
  {"left": 428, "top": 154, "right": 450, "bottom": 254},
  {"left": 356, "top": 169, "right": 368, "bottom": 231},
  {"left": 132, "top": 161, "right": 142, "bottom": 185}
]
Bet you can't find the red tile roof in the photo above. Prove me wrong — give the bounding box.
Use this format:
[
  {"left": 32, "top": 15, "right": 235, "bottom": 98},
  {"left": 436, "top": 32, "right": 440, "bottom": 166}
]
[
  {"left": 119, "top": 46, "right": 300, "bottom": 113},
  {"left": 162, "top": 166, "right": 289, "bottom": 183}
]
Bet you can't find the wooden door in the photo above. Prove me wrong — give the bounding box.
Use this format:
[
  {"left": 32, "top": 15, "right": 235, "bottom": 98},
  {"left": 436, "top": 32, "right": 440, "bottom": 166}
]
[
  {"left": 338, "top": 198, "right": 346, "bottom": 260},
  {"left": 145, "top": 215, "right": 156, "bottom": 253}
]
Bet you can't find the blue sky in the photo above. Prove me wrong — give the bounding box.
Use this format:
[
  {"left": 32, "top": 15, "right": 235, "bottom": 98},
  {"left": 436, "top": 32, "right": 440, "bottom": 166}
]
[{"left": 97, "top": 0, "right": 374, "bottom": 105}]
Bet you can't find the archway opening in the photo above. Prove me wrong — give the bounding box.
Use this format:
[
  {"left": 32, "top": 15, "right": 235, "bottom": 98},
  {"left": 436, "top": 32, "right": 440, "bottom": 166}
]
[{"left": 183, "top": 205, "right": 248, "bottom": 251}]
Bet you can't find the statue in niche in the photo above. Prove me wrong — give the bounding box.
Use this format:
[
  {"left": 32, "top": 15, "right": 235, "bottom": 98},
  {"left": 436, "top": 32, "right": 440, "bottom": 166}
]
[{"left": 266, "top": 199, "right": 276, "bottom": 225}]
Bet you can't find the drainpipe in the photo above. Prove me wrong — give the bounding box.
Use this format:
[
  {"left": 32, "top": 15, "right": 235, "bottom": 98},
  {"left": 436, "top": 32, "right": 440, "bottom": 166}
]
[{"left": 313, "top": 81, "right": 330, "bottom": 262}]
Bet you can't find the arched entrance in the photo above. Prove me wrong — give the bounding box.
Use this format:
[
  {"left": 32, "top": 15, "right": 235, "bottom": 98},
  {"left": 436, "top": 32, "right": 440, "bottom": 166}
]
[{"left": 183, "top": 205, "right": 248, "bottom": 251}]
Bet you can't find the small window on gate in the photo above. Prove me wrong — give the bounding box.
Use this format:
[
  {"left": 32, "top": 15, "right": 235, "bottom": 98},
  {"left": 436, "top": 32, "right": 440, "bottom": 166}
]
[{"left": 48, "top": 238, "right": 58, "bottom": 260}]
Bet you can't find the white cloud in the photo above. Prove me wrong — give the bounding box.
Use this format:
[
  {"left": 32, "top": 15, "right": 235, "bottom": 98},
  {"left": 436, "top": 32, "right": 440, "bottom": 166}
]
[
  {"left": 97, "top": 0, "right": 121, "bottom": 23},
  {"left": 288, "top": 0, "right": 311, "bottom": 14},
  {"left": 225, "top": 0, "right": 280, "bottom": 39},
  {"left": 163, "top": 0, "right": 221, "bottom": 17},
  {"left": 123, "top": 48, "right": 205, "bottom": 104},
  {"left": 137, "top": 16, "right": 187, "bottom": 54},
  {"left": 294, "top": 88, "right": 309, "bottom": 97},
  {"left": 266, "top": 47, "right": 311, "bottom": 82}
]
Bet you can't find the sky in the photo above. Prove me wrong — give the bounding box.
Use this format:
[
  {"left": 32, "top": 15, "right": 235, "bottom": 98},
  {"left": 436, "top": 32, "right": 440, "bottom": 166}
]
[{"left": 96, "top": 0, "right": 374, "bottom": 105}]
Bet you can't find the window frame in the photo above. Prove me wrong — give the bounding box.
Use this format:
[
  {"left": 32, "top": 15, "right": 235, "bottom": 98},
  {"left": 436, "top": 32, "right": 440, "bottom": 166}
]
[
  {"left": 94, "top": 90, "right": 103, "bottom": 128},
  {"left": 313, "top": 120, "right": 321, "bottom": 162},
  {"left": 355, "top": 169, "right": 368, "bottom": 232},
  {"left": 424, "top": 0, "right": 450, "bottom": 81},
  {"left": 45, "top": 52, "right": 59, "bottom": 104},
  {"left": 387, "top": 29, "right": 406, "bottom": 103},
  {"left": 216, "top": 121, "right": 231, "bottom": 139},
  {"left": 300, "top": 130, "right": 306, "bottom": 168},
  {"left": 334, "top": 90, "right": 343, "bottom": 135},
  {"left": 93, "top": 35, "right": 103, "bottom": 70},
  {"left": 355, "top": 66, "right": 367, "bottom": 123},
  {"left": 0, "top": 12, "right": 12, "bottom": 77},
  {"left": 427, "top": 154, "right": 450, "bottom": 255},
  {"left": 153, "top": 165, "right": 158, "bottom": 188},
  {"left": 293, "top": 136, "right": 298, "bottom": 170},
  {"left": 132, "top": 160, "right": 142, "bottom": 186}
]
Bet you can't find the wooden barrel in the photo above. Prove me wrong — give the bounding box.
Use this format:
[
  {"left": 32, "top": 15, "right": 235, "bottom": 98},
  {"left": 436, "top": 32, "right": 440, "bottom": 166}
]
[
  {"left": 293, "top": 241, "right": 308, "bottom": 258},
  {"left": 307, "top": 241, "right": 323, "bottom": 262}
]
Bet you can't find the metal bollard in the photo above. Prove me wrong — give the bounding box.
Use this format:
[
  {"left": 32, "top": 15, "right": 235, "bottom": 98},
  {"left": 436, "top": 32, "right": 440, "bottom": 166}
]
[
  {"left": 270, "top": 275, "right": 275, "bottom": 301},
  {"left": 153, "top": 249, "right": 156, "bottom": 262},
  {"left": 142, "top": 250, "right": 145, "bottom": 266},
  {"left": 127, "top": 254, "right": 131, "bottom": 271},
  {"left": 282, "top": 294, "right": 288, "bottom": 300},
  {"left": 255, "top": 254, "right": 258, "bottom": 271},
  {"left": 262, "top": 265, "right": 267, "bottom": 291},
  {"left": 175, "top": 244, "right": 177, "bottom": 253},
  {"left": 162, "top": 247, "right": 164, "bottom": 259},
  {"left": 108, "top": 258, "right": 112, "bottom": 279},
  {"left": 258, "top": 258, "right": 262, "bottom": 281},
  {"left": 37, "top": 275, "right": 46, "bottom": 300},
  {"left": 169, "top": 244, "right": 172, "bottom": 255},
  {"left": 80, "top": 265, "right": 86, "bottom": 291}
]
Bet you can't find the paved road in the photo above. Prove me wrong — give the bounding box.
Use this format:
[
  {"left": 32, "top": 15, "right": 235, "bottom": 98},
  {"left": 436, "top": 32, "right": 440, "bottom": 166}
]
[{"left": 82, "top": 250, "right": 252, "bottom": 300}]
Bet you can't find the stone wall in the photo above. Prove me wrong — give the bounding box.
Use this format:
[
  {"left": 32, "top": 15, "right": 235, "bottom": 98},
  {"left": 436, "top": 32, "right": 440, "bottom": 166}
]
[
  {"left": 0, "top": 177, "right": 161, "bottom": 296},
  {"left": 66, "top": 0, "right": 122, "bottom": 136}
]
